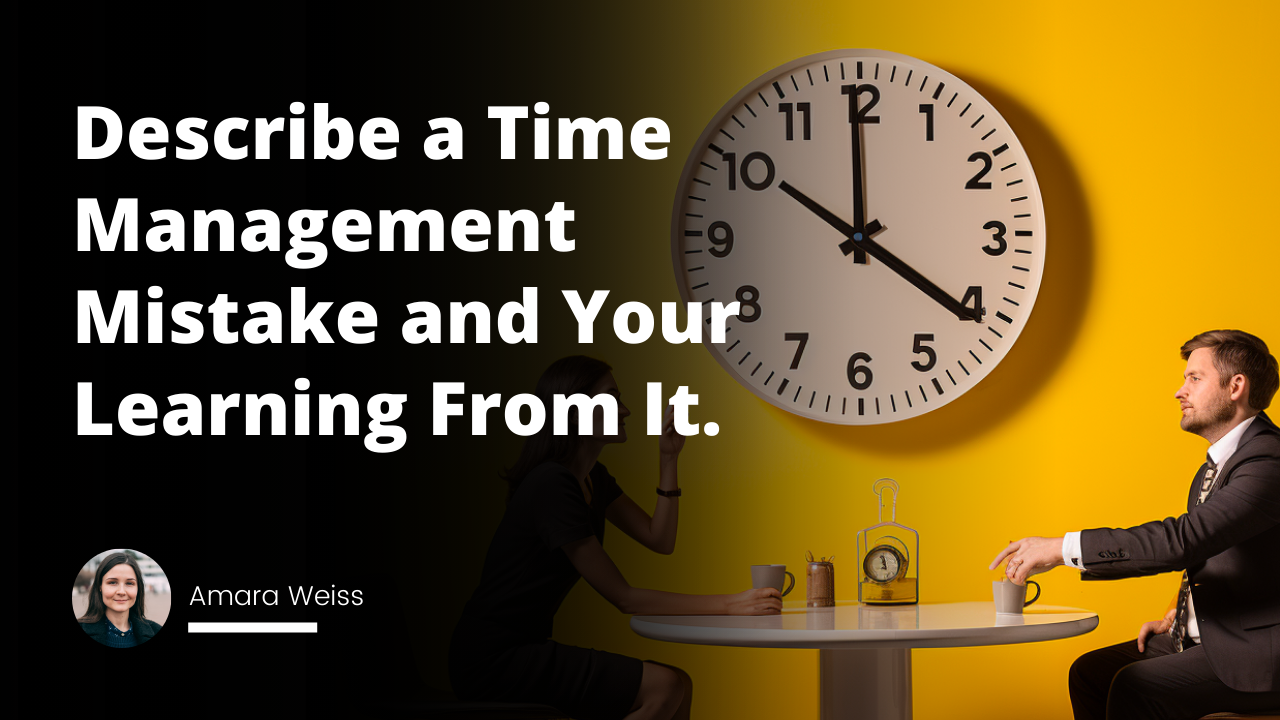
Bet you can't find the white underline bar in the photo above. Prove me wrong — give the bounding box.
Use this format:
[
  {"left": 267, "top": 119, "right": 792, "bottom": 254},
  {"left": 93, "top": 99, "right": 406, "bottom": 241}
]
[{"left": 188, "top": 622, "right": 317, "bottom": 633}]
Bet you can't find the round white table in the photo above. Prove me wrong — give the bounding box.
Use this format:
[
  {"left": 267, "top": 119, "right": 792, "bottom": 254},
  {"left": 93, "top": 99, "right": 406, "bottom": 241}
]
[{"left": 631, "top": 601, "right": 1097, "bottom": 719}]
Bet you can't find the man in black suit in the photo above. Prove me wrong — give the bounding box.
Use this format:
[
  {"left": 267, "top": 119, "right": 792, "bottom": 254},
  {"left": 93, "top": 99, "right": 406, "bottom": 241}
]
[{"left": 990, "top": 329, "right": 1280, "bottom": 719}]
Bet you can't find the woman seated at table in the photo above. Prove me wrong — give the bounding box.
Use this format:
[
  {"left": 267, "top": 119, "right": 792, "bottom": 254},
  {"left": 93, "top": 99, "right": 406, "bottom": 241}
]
[{"left": 449, "top": 356, "right": 780, "bottom": 720}]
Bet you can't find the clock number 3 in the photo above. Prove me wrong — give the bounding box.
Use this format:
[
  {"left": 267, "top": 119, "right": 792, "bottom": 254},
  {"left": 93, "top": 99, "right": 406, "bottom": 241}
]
[{"left": 981, "top": 221, "right": 1007, "bottom": 256}]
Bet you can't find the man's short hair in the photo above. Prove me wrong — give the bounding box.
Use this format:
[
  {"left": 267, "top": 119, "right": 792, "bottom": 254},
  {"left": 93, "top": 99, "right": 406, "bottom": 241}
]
[{"left": 1181, "top": 330, "right": 1280, "bottom": 410}]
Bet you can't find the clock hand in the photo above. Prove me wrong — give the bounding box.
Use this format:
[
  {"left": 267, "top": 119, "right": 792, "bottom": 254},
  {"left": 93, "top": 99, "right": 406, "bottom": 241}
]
[
  {"left": 846, "top": 84, "right": 869, "bottom": 265},
  {"left": 777, "top": 180, "right": 982, "bottom": 322}
]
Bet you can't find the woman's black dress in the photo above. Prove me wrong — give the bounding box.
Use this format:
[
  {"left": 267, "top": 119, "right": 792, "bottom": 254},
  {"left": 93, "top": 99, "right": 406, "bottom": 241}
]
[{"left": 449, "top": 461, "right": 644, "bottom": 720}]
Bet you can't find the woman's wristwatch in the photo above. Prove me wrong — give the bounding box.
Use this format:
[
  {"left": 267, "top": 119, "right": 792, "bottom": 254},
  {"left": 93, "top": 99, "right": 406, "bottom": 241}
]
[{"left": 656, "top": 487, "right": 682, "bottom": 498}]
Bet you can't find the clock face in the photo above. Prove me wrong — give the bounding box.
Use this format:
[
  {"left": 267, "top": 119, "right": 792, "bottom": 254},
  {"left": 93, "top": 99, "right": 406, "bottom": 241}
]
[
  {"left": 672, "top": 49, "right": 1046, "bottom": 424},
  {"left": 864, "top": 546, "right": 905, "bottom": 584}
]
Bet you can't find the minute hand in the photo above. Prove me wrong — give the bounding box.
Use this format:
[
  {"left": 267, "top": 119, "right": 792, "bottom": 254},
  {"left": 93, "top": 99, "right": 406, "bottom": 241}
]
[{"left": 778, "top": 180, "right": 981, "bottom": 322}]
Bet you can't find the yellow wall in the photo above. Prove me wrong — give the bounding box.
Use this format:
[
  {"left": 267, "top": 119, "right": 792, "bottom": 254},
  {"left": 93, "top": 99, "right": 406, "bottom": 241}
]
[{"left": 528, "top": 2, "right": 1280, "bottom": 718}]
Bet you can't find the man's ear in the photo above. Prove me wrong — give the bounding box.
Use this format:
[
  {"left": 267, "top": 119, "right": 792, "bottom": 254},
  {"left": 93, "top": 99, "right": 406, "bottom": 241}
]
[{"left": 1230, "top": 374, "right": 1249, "bottom": 404}]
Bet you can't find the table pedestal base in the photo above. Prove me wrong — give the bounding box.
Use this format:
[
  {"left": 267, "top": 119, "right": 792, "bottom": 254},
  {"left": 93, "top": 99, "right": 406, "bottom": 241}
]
[{"left": 819, "top": 648, "right": 912, "bottom": 720}]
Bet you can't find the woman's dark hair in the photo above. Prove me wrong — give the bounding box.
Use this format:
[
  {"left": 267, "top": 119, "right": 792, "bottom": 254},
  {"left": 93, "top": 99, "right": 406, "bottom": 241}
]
[
  {"left": 502, "top": 355, "right": 612, "bottom": 498},
  {"left": 78, "top": 552, "right": 147, "bottom": 625}
]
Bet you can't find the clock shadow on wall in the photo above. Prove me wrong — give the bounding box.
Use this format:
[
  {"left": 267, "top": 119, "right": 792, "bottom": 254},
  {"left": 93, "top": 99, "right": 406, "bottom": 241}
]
[{"left": 782, "top": 75, "right": 1094, "bottom": 453}]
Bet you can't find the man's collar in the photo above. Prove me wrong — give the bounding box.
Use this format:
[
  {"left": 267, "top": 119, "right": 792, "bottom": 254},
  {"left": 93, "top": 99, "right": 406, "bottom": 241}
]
[{"left": 1208, "top": 413, "right": 1258, "bottom": 466}]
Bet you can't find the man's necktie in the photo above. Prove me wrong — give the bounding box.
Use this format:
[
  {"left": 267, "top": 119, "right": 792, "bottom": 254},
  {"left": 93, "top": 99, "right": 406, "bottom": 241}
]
[{"left": 1169, "top": 452, "right": 1218, "bottom": 653}]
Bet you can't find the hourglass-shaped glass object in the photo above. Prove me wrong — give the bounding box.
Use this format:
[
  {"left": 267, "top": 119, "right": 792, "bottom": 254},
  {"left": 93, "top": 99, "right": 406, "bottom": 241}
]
[{"left": 856, "top": 478, "right": 919, "bottom": 605}]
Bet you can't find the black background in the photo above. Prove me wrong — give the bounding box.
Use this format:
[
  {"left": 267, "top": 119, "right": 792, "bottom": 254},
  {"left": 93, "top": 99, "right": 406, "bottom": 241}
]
[{"left": 58, "top": 3, "right": 679, "bottom": 713}]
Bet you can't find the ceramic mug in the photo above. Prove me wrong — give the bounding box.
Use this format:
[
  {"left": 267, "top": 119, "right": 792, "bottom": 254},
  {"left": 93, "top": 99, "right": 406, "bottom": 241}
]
[
  {"left": 751, "top": 564, "right": 795, "bottom": 597},
  {"left": 993, "top": 579, "right": 1041, "bottom": 613}
]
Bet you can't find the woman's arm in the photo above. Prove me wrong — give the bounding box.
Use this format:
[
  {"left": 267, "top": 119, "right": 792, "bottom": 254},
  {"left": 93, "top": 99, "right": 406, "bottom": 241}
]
[
  {"left": 562, "top": 535, "right": 780, "bottom": 616},
  {"left": 606, "top": 406, "right": 683, "bottom": 554}
]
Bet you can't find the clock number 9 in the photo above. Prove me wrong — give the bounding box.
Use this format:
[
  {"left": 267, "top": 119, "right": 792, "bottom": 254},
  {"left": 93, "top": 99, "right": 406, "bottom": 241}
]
[
  {"left": 847, "top": 352, "right": 874, "bottom": 390},
  {"left": 911, "top": 334, "right": 937, "bottom": 372},
  {"left": 982, "top": 220, "right": 1007, "bottom": 256},
  {"left": 707, "top": 221, "right": 734, "bottom": 258},
  {"left": 735, "top": 285, "right": 761, "bottom": 323},
  {"left": 965, "top": 152, "right": 993, "bottom": 189},
  {"left": 724, "top": 152, "right": 776, "bottom": 191}
]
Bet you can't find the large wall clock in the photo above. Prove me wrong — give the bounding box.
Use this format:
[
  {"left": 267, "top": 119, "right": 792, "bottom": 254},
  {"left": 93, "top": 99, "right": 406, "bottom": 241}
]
[{"left": 672, "top": 49, "right": 1046, "bottom": 424}]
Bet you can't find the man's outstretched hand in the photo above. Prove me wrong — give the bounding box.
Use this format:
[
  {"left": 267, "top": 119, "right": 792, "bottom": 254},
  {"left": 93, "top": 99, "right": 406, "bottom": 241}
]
[
  {"left": 989, "top": 536, "right": 1065, "bottom": 584},
  {"left": 1137, "top": 608, "right": 1177, "bottom": 652}
]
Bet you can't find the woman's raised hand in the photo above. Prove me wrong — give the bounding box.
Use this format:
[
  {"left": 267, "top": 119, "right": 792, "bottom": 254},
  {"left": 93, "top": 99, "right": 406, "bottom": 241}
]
[
  {"left": 658, "top": 403, "right": 686, "bottom": 458},
  {"left": 726, "top": 587, "right": 783, "bottom": 615}
]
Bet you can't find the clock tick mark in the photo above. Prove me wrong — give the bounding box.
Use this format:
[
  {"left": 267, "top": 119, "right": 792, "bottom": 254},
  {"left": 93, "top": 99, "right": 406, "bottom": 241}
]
[
  {"left": 1014, "top": 213, "right": 1030, "bottom": 218},
  {"left": 751, "top": 362, "right": 762, "bottom": 376},
  {"left": 757, "top": 92, "right": 770, "bottom": 108},
  {"left": 855, "top": 397, "right": 862, "bottom": 416},
  {"left": 981, "top": 128, "right": 996, "bottom": 140},
  {"left": 946, "top": 370, "right": 957, "bottom": 385},
  {"left": 684, "top": 230, "right": 703, "bottom": 236},
  {"left": 840, "top": 62, "right": 846, "bottom": 80},
  {"left": 891, "top": 395, "right": 898, "bottom": 412},
  {"left": 685, "top": 213, "right": 704, "bottom": 218},
  {"left": 776, "top": 378, "right": 790, "bottom": 395},
  {"left": 920, "top": 74, "right": 928, "bottom": 91},
  {"left": 739, "top": 352, "right": 752, "bottom": 366},
  {"left": 808, "top": 390, "right": 815, "bottom": 408},
  {"left": 773, "top": 81, "right": 786, "bottom": 99},
  {"left": 1013, "top": 265, "right": 1030, "bottom": 272},
  {"left": 857, "top": 61, "right": 863, "bottom": 79},
  {"left": 993, "top": 143, "right": 1010, "bottom": 156},
  {"left": 933, "top": 379, "right": 945, "bottom": 396},
  {"left": 947, "top": 92, "right": 958, "bottom": 107},
  {"left": 708, "top": 144, "right": 724, "bottom": 155},
  {"left": 793, "top": 386, "right": 803, "bottom": 403},
  {"left": 874, "top": 62, "right": 880, "bottom": 79},
  {"left": 996, "top": 311, "right": 1014, "bottom": 324},
  {"left": 744, "top": 103, "right": 757, "bottom": 118},
  {"left": 824, "top": 65, "right": 830, "bottom": 82},
  {"left": 806, "top": 68, "right": 814, "bottom": 86},
  {"left": 1015, "top": 249, "right": 1032, "bottom": 254},
  {"left": 1000, "top": 162, "right": 1017, "bottom": 171},
  {"left": 969, "top": 350, "right": 984, "bottom": 365},
  {"left": 691, "top": 282, "right": 709, "bottom": 290},
  {"left": 960, "top": 102, "right": 972, "bottom": 117},
  {"left": 727, "top": 340, "right": 741, "bottom": 351},
  {"left": 693, "top": 178, "right": 710, "bottom": 186},
  {"left": 917, "top": 386, "right": 926, "bottom": 404},
  {"left": 764, "top": 371, "right": 775, "bottom": 386},
  {"left": 905, "top": 69, "right": 913, "bottom": 85},
  {"left": 791, "top": 75, "right": 799, "bottom": 92},
  {"left": 1007, "top": 179, "right": 1023, "bottom": 186},
  {"left": 1003, "top": 296, "right": 1020, "bottom": 306},
  {"left": 688, "top": 195, "right": 706, "bottom": 202},
  {"left": 876, "top": 397, "right": 881, "bottom": 414},
  {"left": 700, "top": 161, "right": 717, "bottom": 171},
  {"left": 732, "top": 115, "right": 745, "bottom": 128},
  {"left": 933, "top": 82, "right": 945, "bottom": 99},
  {"left": 1011, "top": 196, "right": 1028, "bottom": 202},
  {"left": 890, "top": 66, "right": 897, "bottom": 83},
  {"left": 979, "top": 338, "right": 993, "bottom": 351},
  {"left": 1008, "top": 282, "right": 1026, "bottom": 290},
  {"left": 826, "top": 395, "right": 831, "bottom": 412},
  {"left": 959, "top": 360, "right": 971, "bottom": 376},
  {"left": 688, "top": 266, "right": 705, "bottom": 272},
  {"left": 989, "top": 326, "right": 1004, "bottom": 339},
  {"left": 1015, "top": 230, "right": 1032, "bottom": 236},
  {"left": 719, "top": 128, "right": 736, "bottom": 141},
  {"left": 970, "top": 113, "right": 985, "bottom": 128},
  {"left": 684, "top": 249, "right": 702, "bottom": 254}
]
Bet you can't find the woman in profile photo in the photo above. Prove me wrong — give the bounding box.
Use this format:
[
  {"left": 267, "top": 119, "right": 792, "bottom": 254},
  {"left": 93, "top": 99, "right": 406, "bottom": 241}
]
[
  {"left": 449, "top": 356, "right": 781, "bottom": 720},
  {"left": 78, "top": 552, "right": 163, "bottom": 647}
]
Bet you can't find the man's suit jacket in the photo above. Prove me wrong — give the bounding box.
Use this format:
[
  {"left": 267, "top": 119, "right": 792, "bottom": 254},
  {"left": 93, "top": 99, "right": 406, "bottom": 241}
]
[{"left": 1081, "top": 411, "right": 1279, "bottom": 693}]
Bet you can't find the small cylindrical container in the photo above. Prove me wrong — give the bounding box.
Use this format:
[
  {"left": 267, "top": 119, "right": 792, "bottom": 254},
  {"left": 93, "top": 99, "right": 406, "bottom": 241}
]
[{"left": 806, "top": 560, "right": 835, "bottom": 607}]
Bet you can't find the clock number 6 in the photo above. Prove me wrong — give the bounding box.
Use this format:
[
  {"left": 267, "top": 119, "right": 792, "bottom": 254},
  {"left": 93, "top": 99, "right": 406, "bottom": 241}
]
[
  {"left": 911, "top": 334, "right": 937, "bottom": 372},
  {"left": 847, "top": 352, "right": 874, "bottom": 390},
  {"left": 736, "top": 285, "right": 761, "bottom": 323},
  {"left": 982, "top": 220, "right": 1007, "bottom": 256},
  {"left": 724, "top": 152, "right": 776, "bottom": 191}
]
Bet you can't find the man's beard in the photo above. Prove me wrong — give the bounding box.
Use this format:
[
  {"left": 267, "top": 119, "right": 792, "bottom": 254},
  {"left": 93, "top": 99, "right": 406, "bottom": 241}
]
[{"left": 1180, "top": 387, "right": 1236, "bottom": 437}]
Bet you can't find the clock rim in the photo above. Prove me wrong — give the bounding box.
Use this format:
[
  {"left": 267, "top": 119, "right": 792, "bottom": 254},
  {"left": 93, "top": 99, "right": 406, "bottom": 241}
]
[{"left": 669, "top": 48, "right": 1049, "bottom": 425}]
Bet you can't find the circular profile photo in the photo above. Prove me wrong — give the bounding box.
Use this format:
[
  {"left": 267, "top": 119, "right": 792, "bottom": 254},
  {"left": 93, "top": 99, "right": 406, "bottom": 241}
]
[{"left": 73, "top": 549, "right": 169, "bottom": 647}]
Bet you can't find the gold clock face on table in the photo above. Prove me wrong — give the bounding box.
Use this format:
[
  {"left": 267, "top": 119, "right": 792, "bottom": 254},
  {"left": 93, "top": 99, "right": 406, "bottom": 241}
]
[
  {"left": 864, "top": 544, "right": 907, "bottom": 584},
  {"left": 672, "top": 49, "right": 1046, "bottom": 424}
]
